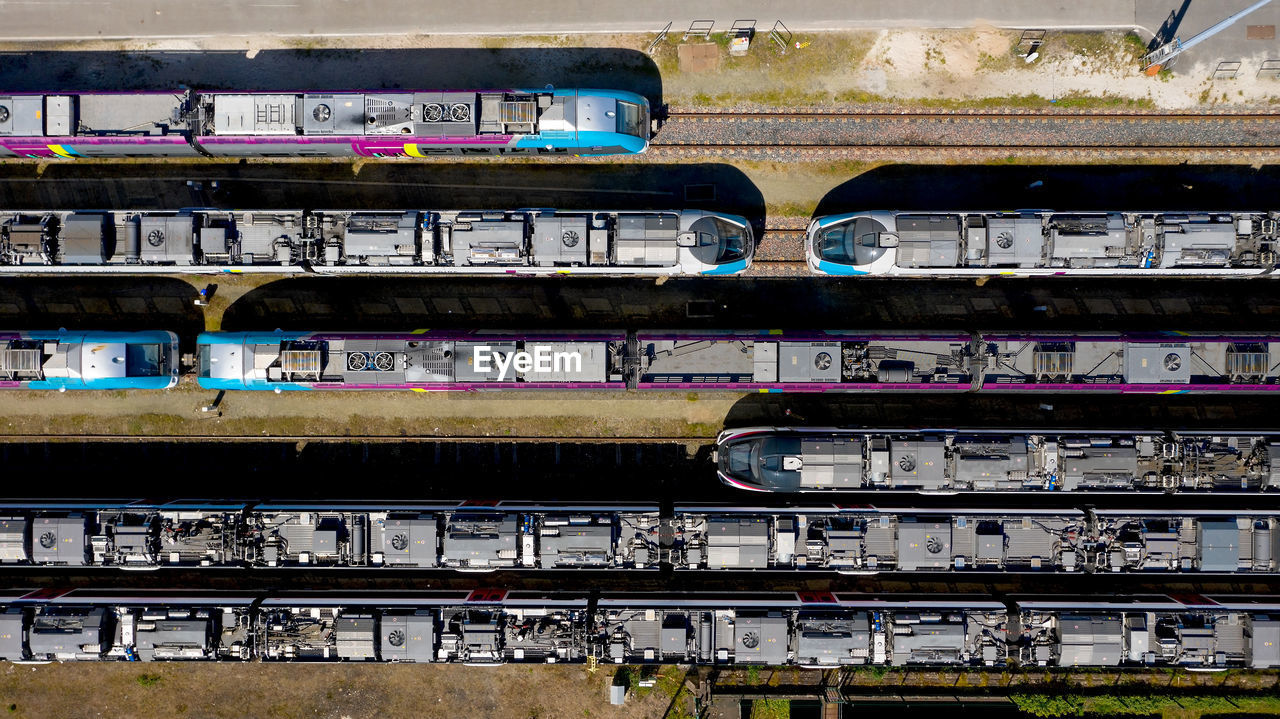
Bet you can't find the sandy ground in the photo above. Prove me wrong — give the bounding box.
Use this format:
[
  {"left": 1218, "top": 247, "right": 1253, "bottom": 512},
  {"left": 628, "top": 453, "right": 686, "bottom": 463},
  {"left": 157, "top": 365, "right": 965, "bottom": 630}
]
[
  {"left": 3, "top": 28, "right": 1275, "bottom": 110},
  {"left": 860, "top": 27, "right": 1280, "bottom": 109}
]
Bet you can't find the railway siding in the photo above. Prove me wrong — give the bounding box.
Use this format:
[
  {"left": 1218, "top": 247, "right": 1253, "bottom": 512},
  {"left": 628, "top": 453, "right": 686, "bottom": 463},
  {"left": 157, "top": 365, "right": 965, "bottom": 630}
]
[
  {"left": 655, "top": 111, "right": 1280, "bottom": 148},
  {"left": 650, "top": 111, "right": 1280, "bottom": 162}
]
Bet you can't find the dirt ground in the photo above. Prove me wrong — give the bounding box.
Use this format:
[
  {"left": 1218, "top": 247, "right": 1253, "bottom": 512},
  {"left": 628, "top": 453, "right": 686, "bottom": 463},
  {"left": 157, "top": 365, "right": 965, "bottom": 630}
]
[
  {"left": 0, "top": 383, "right": 736, "bottom": 438},
  {"left": 4, "top": 28, "right": 1276, "bottom": 110},
  {"left": 0, "top": 662, "right": 684, "bottom": 719}
]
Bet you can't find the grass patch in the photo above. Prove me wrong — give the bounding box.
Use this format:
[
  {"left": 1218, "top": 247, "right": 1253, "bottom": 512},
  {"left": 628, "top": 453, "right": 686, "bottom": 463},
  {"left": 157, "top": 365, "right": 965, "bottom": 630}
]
[
  {"left": 766, "top": 201, "right": 818, "bottom": 220},
  {"left": 1011, "top": 691, "right": 1280, "bottom": 718},
  {"left": 656, "top": 666, "right": 697, "bottom": 719},
  {"left": 1055, "top": 31, "right": 1118, "bottom": 58},
  {"left": 658, "top": 32, "right": 876, "bottom": 107},
  {"left": 831, "top": 89, "right": 1154, "bottom": 110},
  {"left": 749, "top": 698, "right": 790, "bottom": 719},
  {"left": 135, "top": 673, "right": 163, "bottom": 687},
  {"left": 1122, "top": 31, "right": 1149, "bottom": 59},
  {"left": 977, "top": 44, "right": 1020, "bottom": 73}
]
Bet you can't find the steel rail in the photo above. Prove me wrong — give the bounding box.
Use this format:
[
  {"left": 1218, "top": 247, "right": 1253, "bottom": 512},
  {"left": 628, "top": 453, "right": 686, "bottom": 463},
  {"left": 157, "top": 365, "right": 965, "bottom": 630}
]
[
  {"left": 652, "top": 111, "right": 1280, "bottom": 150},
  {"left": 651, "top": 143, "right": 1280, "bottom": 151},
  {"left": 663, "top": 110, "right": 1280, "bottom": 120}
]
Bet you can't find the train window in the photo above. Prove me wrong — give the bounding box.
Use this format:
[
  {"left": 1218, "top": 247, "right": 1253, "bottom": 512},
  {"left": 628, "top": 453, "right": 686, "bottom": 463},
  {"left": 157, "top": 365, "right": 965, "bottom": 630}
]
[
  {"left": 461, "top": 147, "right": 494, "bottom": 155},
  {"left": 536, "top": 148, "right": 568, "bottom": 154},
  {"left": 258, "top": 152, "right": 293, "bottom": 157},
  {"left": 298, "top": 151, "right": 327, "bottom": 156},
  {"left": 617, "top": 101, "right": 648, "bottom": 138},
  {"left": 500, "top": 148, "right": 531, "bottom": 154}
]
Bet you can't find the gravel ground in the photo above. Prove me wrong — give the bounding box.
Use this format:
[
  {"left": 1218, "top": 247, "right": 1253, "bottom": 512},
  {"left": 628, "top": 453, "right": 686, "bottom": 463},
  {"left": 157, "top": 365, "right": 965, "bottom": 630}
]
[
  {"left": 652, "top": 114, "right": 1280, "bottom": 148},
  {"left": 751, "top": 230, "right": 806, "bottom": 261}
]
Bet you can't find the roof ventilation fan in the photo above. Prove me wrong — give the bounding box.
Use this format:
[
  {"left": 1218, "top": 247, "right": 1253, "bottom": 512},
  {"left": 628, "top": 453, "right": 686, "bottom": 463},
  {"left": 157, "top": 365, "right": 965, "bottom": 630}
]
[
  {"left": 740, "top": 632, "right": 759, "bottom": 649},
  {"left": 450, "top": 103, "right": 471, "bottom": 122},
  {"left": 373, "top": 352, "right": 395, "bottom": 371},
  {"left": 0, "top": 106, "right": 9, "bottom": 124},
  {"left": 424, "top": 103, "right": 443, "bottom": 122},
  {"left": 561, "top": 230, "right": 580, "bottom": 248},
  {"left": 926, "top": 535, "right": 944, "bottom": 554},
  {"left": 386, "top": 629, "right": 406, "bottom": 647},
  {"left": 1163, "top": 353, "right": 1182, "bottom": 372},
  {"left": 147, "top": 229, "right": 165, "bottom": 247},
  {"left": 312, "top": 104, "right": 331, "bottom": 122},
  {"left": 814, "top": 352, "right": 833, "bottom": 371},
  {"left": 347, "top": 352, "right": 368, "bottom": 372},
  {"left": 995, "top": 231, "right": 1014, "bottom": 249},
  {"left": 390, "top": 533, "right": 409, "bottom": 551},
  {"left": 39, "top": 531, "right": 56, "bottom": 549},
  {"left": 897, "top": 455, "right": 916, "bottom": 472}
]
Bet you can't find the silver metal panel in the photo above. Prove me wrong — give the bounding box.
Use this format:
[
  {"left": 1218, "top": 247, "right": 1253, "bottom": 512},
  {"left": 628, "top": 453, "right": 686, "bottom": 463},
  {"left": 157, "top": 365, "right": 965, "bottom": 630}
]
[
  {"left": 733, "top": 613, "right": 788, "bottom": 664},
  {"left": 1198, "top": 520, "right": 1240, "bottom": 572},
  {"left": 1123, "top": 343, "right": 1191, "bottom": 384},
  {"left": 531, "top": 216, "right": 588, "bottom": 266},
  {"left": 985, "top": 216, "right": 1043, "bottom": 267},
  {"left": 0, "top": 518, "right": 28, "bottom": 562},
  {"left": 31, "top": 515, "right": 86, "bottom": 565},
  {"left": 380, "top": 611, "right": 434, "bottom": 662},
  {"left": 778, "top": 342, "right": 841, "bottom": 383},
  {"left": 335, "top": 614, "right": 376, "bottom": 659},
  {"left": 1252, "top": 617, "right": 1280, "bottom": 668},
  {"left": 135, "top": 618, "right": 210, "bottom": 660},
  {"left": 301, "top": 94, "right": 364, "bottom": 135},
  {"left": 898, "top": 520, "right": 952, "bottom": 570},
  {"left": 378, "top": 516, "right": 435, "bottom": 566},
  {"left": 0, "top": 608, "right": 23, "bottom": 660}
]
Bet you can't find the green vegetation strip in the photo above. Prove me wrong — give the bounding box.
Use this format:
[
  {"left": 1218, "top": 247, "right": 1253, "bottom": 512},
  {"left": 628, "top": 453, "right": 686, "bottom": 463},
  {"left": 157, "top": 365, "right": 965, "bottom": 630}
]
[{"left": 1012, "top": 691, "right": 1280, "bottom": 718}]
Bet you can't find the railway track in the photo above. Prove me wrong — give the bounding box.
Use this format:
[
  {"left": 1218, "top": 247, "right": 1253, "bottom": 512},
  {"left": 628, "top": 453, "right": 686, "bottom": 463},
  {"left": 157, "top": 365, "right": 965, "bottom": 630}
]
[{"left": 651, "top": 110, "right": 1280, "bottom": 152}]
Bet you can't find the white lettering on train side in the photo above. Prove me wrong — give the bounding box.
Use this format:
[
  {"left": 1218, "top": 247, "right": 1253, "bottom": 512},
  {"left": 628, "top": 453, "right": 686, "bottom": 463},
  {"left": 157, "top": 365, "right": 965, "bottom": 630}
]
[{"left": 472, "top": 346, "right": 582, "bottom": 381}]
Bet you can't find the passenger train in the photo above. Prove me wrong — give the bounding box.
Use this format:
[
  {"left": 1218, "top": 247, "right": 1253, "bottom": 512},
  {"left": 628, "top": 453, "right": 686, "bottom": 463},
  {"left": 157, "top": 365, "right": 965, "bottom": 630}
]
[
  {"left": 0, "top": 588, "right": 1277, "bottom": 669},
  {"left": 2, "top": 501, "right": 1278, "bottom": 575},
  {"left": 16, "top": 328, "right": 1280, "bottom": 394},
  {"left": 0, "top": 330, "right": 179, "bottom": 390},
  {"left": 809, "top": 210, "right": 1280, "bottom": 277},
  {"left": 0, "top": 208, "right": 752, "bottom": 276},
  {"left": 197, "top": 330, "right": 1280, "bottom": 392},
  {"left": 715, "top": 428, "right": 1280, "bottom": 493},
  {"left": 0, "top": 88, "right": 650, "bottom": 158}
]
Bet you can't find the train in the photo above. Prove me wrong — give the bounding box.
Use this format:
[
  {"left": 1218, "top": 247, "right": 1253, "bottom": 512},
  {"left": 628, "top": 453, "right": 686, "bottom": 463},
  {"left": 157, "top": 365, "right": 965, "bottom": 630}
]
[
  {"left": 808, "top": 210, "right": 1280, "bottom": 277},
  {"left": 2, "top": 501, "right": 1278, "bottom": 575},
  {"left": 196, "top": 330, "right": 1280, "bottom": 392},
  {"left": 0, "top": 588, "right": 1276, "bottom": 668},
  {"left": 0, "top": 88, "right": 650, "bottom": 158},
  {"left": 715, "top": 428, "right": 1280, "bottom": 493},
  {"left": 0, "top": 330, "right": 179, "bottom": 390},
  {"left": 0, "top": 208, "right": 753, "bottom": 276}
]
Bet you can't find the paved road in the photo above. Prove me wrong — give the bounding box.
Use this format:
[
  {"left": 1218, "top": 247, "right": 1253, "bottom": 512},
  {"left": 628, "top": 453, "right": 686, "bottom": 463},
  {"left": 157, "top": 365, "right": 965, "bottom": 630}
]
[
  {"left": 0, "top": 0, "right": 1144, "bottom": 39},
  {"left": 0, "top": 0, "right": 1275, "bottom": 72}
]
